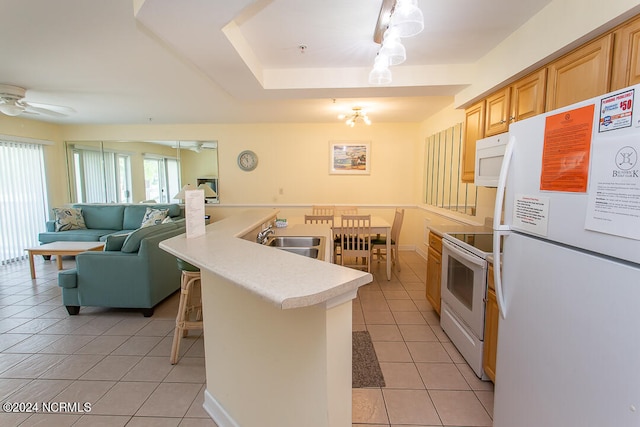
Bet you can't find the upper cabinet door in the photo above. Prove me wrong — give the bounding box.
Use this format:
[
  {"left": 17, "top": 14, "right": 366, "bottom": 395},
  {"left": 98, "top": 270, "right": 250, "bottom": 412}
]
[
  {"left": 611, "top": 15, "right": 640, "bottom": 90},
  {"left": 510, "top": 68, "right": 547, "bottom": 123},
  {"left": 484, "top": 87, "right": 511, "bottom": 137},
  {"left": 546, "top": 33, "right": 613, "bottom": 111},
  {"left": 462, "top": 100, "right": 485, "bottom": 183}
]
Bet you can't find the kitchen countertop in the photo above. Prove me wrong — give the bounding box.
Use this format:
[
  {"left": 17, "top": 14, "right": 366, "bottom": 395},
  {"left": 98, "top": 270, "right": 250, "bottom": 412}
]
[
  {"left": 427, "top": 223, "right": 493, "bottom": 237},
  {"left": 159, "top": 208, "right": 373, "bottom": 309}
]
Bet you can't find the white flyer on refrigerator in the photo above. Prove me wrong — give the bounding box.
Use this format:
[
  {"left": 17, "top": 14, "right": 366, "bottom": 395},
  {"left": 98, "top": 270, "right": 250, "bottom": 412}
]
[{"left": 585, "top": 133, "right": 640, "bottom": 240}]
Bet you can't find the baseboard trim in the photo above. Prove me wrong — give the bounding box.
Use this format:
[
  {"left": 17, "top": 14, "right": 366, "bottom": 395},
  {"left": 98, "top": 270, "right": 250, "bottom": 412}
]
[{"left": 203, "top": 389, "right": 240, "bottom": 427}]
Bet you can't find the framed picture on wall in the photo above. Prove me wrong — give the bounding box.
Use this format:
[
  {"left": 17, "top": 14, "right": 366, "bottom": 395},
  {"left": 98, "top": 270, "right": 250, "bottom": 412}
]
[{"left": 329, "top": 141, "right": 370, "bottom": 175}]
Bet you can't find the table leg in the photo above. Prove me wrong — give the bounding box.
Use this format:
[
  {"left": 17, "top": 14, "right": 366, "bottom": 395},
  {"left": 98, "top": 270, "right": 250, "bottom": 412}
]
[
  {"left": 386, "top": 229, "right": 391, "bottom": 281},
  {"left": 28, "top": 251, "right": 36, "bottom": 279},
  {"left": 56, "top": 254, "right": 63, "bottom": 270}
]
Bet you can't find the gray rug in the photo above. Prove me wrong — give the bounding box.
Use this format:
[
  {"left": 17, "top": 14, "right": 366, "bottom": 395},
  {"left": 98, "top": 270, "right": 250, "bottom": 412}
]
[{"left": 352, "top": 330, "right": 386, "bottom": 388}]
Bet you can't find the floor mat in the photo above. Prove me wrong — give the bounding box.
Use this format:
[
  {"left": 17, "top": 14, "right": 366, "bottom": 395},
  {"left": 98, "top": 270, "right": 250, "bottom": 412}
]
[{"left": 352, "top": 330, "right": 386, "bottom": 388}]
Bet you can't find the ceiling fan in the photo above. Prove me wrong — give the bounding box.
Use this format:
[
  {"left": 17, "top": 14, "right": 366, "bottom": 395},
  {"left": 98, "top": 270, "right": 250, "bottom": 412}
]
[{"left": 0, "top": 84, "right": 75, "bottom": 117}]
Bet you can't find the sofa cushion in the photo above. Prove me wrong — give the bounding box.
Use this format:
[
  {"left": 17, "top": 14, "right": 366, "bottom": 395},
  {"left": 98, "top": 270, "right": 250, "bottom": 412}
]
[
  {"left": 53, "top": 207, "right": 87, "bottom": 231},
  {"left": 140, "top": 208, "right": 169, "bottom": 228},
  {"left": 103, "top": 233, "right": 131, "bottom": 251},
  {"left": 39, "top": 229, "right": 117, "bottom": 244},
  {"left": 121, "top": 222, "right": 177, "bottom": 253},
  {"left": 122, "top": 204, "right": 181, "bottom": 230},
  {"left": 76, "top": 204, "right": 125, "bottom": 230}
]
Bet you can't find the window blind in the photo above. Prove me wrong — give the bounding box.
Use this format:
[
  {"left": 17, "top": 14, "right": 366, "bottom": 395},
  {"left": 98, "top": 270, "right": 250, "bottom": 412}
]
[{"left": 0, "top": 140, "right": 50, "bottom": 264}]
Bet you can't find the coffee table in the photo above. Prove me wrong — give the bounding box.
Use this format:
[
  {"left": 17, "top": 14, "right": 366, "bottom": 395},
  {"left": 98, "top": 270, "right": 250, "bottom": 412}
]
[{"left": 25, "top": 241, "right": 105, "bottom": 279}]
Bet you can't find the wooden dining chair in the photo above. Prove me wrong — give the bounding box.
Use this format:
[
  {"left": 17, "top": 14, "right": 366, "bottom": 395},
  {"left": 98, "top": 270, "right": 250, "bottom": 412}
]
[
  {"left": 335, "top": 206, "right": 358, "bottom": 216},
  {"left": 312, "top": 205, "right": 335, "bottom": 215},
  {"left": 339, "top": 214, "right": 372, "bottom": 272},
  {"left": 372, "top": 208, "right": 405, "bottom": 272},
  {"left": 304, "top": 214, "right": 334, "bottom": 226},
  {"left": 305, "top": 215, "right": 339, "bottom": 262}
]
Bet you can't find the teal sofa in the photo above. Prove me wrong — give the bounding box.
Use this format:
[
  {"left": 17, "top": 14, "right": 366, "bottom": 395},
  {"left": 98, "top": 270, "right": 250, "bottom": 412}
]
[
  {"left": 58, "top": 220, "right": 186, "bottom": 317},
  {"left": 39, "top": 203, "right": 183, "bottom": 244}
]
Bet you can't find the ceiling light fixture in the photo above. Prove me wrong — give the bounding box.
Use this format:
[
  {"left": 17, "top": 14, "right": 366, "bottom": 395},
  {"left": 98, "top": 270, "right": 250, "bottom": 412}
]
[
  {"left": 0, "top": 102, "right": 26, "bottom": 116},
  {"left": 369, "top": 0, "right": 424, "bottom": 86},
  {"left": 368, "top": 54, "right": 392, "bottom": 85},
  {"left": 379, "top": 27, "right": 406, "bottom": 66},
  {"left": 390, "top": 0, "right": 424, "bottom": 38},
  {"left": 338, "top": 107, "right": 371, "bottom": 127}
]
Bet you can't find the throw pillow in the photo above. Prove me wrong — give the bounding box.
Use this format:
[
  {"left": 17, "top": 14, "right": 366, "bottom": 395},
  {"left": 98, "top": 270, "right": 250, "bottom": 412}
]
[
  {"left": 140, "top": 208, "right": 169, "bottom": 228},
  {"left": 53, "top": 207, "right": 87, "bottom": 231},
  {"left": 161, "top": 216, "right": 173, "bottom": 224},
  {"left": 103, "top": 233, "right": 130, "bottom": 251}
]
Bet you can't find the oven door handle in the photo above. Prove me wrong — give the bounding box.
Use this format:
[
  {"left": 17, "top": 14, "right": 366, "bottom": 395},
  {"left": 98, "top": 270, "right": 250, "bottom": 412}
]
[{"left": 442, "top": 239, "right": 487, "bottom": 269}]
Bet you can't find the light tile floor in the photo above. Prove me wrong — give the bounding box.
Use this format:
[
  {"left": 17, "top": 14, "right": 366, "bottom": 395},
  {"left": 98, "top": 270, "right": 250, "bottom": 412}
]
[
  {"left": 0, "top": 251, "right": 493, "bottom": 426},
  {"left": 352, "top": 252, "right": 494, "bottom": 427}
]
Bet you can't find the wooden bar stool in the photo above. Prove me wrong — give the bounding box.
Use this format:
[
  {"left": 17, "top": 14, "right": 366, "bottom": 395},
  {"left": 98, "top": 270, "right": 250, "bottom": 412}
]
[{"left": 170, "top": 258, "right": 203, "bottom": 364}]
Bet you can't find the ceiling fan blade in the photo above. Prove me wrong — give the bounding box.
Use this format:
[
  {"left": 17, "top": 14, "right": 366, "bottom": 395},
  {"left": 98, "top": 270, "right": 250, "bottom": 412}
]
[
  {"left": 23, "top": 105, "right": 69, "bottom": 117},
  {"left": 25, "top": 101, "right": 75, "bottom": 115}
]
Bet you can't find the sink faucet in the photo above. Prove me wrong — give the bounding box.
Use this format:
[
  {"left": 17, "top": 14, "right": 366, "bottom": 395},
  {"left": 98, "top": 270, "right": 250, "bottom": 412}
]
[{"left": 257, "top": 224, "right": 274, "bottom": 244}]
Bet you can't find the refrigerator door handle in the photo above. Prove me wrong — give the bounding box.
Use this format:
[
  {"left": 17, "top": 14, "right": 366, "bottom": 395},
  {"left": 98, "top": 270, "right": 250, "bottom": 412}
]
[
  {"left": 493, "top": 230, "right": 508, "bottom": 319},
  {"left": 493, "top": 135, "right": 516, "bottom": 232}
]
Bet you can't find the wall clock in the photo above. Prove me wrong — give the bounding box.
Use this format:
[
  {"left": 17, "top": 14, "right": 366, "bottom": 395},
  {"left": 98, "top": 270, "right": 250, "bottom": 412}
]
[{"left": 237, "top": 150, "right": 258, "bottom": 171}]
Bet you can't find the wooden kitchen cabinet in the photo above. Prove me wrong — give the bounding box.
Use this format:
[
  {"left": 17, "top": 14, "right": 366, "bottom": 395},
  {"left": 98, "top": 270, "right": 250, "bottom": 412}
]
[
  {"left": 484, "top": 87, "right": 511, "bottom": 137},
  {"left": 461, "top": 101, "right": 485, "bottom": 183},
  {"left": 510, "top": 68, "right": 547, "bottom": 123},
  {"left": 546, "top": 33, "right": 614, "bottom": 111},
  {"left": 611, "top": 15, "right": 640, "bottom": 90},
  {"left": 483, "top": 263, "right": 498, "bottom": 383},
  {"left": 484, "top": 69, "right": 547, "bottom": 137},
  {"left": 425, "top": 232, "right": 442, "bottom": 315}
]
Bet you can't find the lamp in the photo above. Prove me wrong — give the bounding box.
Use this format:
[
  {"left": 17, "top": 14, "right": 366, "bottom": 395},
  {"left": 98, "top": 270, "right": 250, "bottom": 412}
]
[
  {"left": 338, "top": 107, "right": 371, "bottom": 127},
  {"left": 173, "top": 184, "right": 194, "bottom": 202},
  {"left": 197, "top": 183, "right": 217, "bottom": 198}
]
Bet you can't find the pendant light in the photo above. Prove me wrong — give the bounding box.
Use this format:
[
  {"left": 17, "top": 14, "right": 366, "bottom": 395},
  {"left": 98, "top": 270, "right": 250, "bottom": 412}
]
[
  {"left": 369, "top": 0, "right": 424, "bottom": 85},
  {"left": 368, "top": 53, "right": 392, "bottom": 85},
  {"left": 379, "top": 27, "right": 406, "bottom": 66},
  {"left": 390, "top": 0, "right": 424, "bottom": 38}
]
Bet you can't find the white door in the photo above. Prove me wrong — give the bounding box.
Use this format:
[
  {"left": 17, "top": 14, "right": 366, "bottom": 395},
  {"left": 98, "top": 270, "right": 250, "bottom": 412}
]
[{"left": 494, "top": 232, "right": 640, "bottom": 427}]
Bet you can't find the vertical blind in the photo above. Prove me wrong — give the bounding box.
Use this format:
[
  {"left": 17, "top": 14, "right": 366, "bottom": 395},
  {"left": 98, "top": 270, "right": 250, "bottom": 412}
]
[
  {"left": 71, "top": 145, "right": 131, "bottom": 203},
  {"left": 0, "top": 139, "right": 49, "bottom": 264}
]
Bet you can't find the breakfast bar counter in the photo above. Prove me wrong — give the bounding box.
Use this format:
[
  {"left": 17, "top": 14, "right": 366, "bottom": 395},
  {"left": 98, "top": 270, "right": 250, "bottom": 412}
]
[{"left": 160, "top": 209, "right": 373, "bottom": 427}]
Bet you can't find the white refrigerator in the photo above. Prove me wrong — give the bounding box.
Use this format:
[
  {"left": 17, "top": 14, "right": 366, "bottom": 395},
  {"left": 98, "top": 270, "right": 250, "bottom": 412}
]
[{"left": 492, "top": 84, "right": 640, "bottom": 427}]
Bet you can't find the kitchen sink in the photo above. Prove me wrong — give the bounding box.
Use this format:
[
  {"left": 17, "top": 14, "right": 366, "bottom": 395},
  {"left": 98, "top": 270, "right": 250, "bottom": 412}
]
[
  {"left": 264, "top": 235, "right": 325, "bottom": 260},
  {"left": 266, "top": 236, "right": 321, "bottom": 247},
  {"left": 279, "top": 247, "right": 319, "bottom": 258}
]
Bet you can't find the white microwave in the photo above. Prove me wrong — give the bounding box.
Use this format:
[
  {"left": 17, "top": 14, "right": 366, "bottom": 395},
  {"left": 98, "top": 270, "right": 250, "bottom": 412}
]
[{"left": 474, "top": 133, "right": 508, "bottom": 187}]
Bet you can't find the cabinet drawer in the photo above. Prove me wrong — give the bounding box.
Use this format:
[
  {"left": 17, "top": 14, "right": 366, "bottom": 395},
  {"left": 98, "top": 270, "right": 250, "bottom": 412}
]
[{"left": 428, "top": 232, "right": 442, "bottom": 253}]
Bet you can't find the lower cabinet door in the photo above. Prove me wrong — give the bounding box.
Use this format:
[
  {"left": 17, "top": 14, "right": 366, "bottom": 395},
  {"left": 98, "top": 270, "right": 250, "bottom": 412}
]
[
  {"left": 483, "top": 287, "right": 499, "bottom": 383},
  {"left": 426, "top": 247, "right": 441, "bottom": 315}
]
